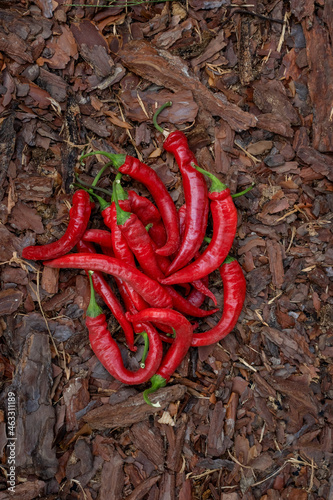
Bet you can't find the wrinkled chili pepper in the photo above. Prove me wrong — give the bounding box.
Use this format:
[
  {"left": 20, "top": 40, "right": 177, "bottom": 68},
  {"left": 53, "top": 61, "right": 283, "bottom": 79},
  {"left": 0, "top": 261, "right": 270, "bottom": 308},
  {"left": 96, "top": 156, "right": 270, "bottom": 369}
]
[
  {"left": 77, "top": 240, "right": 136, "bottom": 351},
  {"left": 126, "top": 309, "right": 193, "bottom": 405},
  {"left": 191, "top": 256, "right": 246, "bottom": 346},
  {"left": 160, "top": 164, "right": 238, "bottom": 285},
  {"left": 153, "top": 102, "right": 209, "bottom": 275},
  {"left": 159, "top": 257, "right": 246, "bottom": 347},
  {"left": 83, "top": 229, "right": 112, "bottom": 248},
  {"left": 43, "top": 253, "right": 173, "bottom": 309},
  {"left": 113, "top": 178, "right": 164, "bottom": 281},
  {"left": 22, "top": 190, "right": 91, "bottom": 261},
  {"left": 127, "top": 190, "right": 161, "bottom": 225},
  {"left": 80, "top": 151, "right": 180, "bottom": 257},
  {"left": 86, "top": 273, "right": 163, "bottom": 385}
]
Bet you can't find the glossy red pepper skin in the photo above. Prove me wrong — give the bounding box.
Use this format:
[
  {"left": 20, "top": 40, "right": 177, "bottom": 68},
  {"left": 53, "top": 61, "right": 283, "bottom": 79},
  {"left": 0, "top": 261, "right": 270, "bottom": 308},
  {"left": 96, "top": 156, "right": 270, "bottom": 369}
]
[
  {"left": 187, "top": 274, "right": 209, "bottom": 308},
  {"left": 118, "top": 212, "right": 164, "bottom": 281},
  {"left": 161, "top": 189, "right": 237, "bottom": 285},
  {"left": 163, "top": 132, "right": 209, "bottom": 275},
  {"left": 83, "top": 229, "right": 112, "bottom": 248},
  {"left": 127, "top": 190, "right": 161, "bottom": 225},
  {"left": 43, "top": 254, "right": 173, "bottom": 309},
  {"left": 191, "top": 259, "right": 246, "bottom": 347},
  {"left": 86, "top": 314, "right": 162, "bottom": 384},
  {"left": 148, "top": 221, "right": 167, "bottom": 248},
  {"left": 118, "top": 156, "right": 180, "bottom": 256},
  {"left": 127, "top": 309, "right": 193, "bottom": 383},
  {"left": 22, "top": 190, "right": 91, "bottom": 261},
  {"left": 107, "top": 202, "right": 148, "bottom": 312},
  {"left": 77, "top": 240, "right": 136, "bottom": 351}
]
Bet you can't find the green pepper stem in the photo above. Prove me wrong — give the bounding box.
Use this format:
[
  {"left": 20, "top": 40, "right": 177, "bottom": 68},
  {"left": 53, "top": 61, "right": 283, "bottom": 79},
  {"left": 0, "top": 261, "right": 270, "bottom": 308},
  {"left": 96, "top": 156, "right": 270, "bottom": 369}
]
[
  {"left": 223, "top": 255, "right": 235, "bottom": 264},
  {"left": 143, "top": 374, "right": 167, "bottom": 406},
  {"left": 75, "top": 174, "right": 113, "bottom": 198},
  {"left": 138, "top": 331, "right": 149, "bottom": 368},
  {"left": 112, "top": 178, "right": 131, "bottom": 226},
  {"left": 86, "top": 272, "right": 103, "bottom": 318},
  {"left": 153, "top": 101, "right": 172, "bottom": 135},
  {"left": 92, "top": 161, "right": 113, "bottom": 187},
  {"left": 191, "top": 162, "right": 227, "bottom": 193},
  {"left": 231, "top": 182, "right": 255, "bottom": 198},
  {"left": 80, "top": 151, "right": 126, "bottom": 169}
]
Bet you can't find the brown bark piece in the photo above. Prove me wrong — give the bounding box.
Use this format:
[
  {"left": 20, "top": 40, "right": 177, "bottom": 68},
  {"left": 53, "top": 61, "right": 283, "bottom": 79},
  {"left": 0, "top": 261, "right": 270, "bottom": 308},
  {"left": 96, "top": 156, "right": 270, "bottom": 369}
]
[
  {"left": 125, "top": 475, "right": 161, "bottom": 500},
  {"left": 121, "top": 89, "right": 198, "bottom": 125},
  {"left": 291, "top": 0, "right": 314, "bottom": 21},
  {"left": 159, "top": 471, "right": 175, "bottom": 500},
  {"left": 9, "top": 202, "right": 44, "bottom": 234},
  {"left": 0, "top": 114, "right": 15, "bottom": 202},
  {"left": 41, "top": 266, "right": 59, "bottom": 294},
  {"left": 71, "top": 20, "right": 114, "bottom": 78},
  {"left": 303, "top": 17, "right": 333, "bottom": 152},
  {"left": 118, "top": 40, "right": 256, "bottom": 132},
  {"left": 214, "top": 120, "right": 234, "bottom": 174},
  {"left": 63, "top": 378, "right": 90, "bottom": 432},
  {"left": 83, "top": 385, "right": 187, "bottom": 430},
  {"left": 130, "top": 421, "right": 165, "bottom": 469},
  {"left": 297, "top": 146, "right": 333, "bottom": 181},
  {"left": 253, "top": 79, "right": 300, "bottom": 126},
  {"left": 8, "top": 331, "right": 57, "bottom": 479},
  {"left": 0, "top": 480, "right": 46, "bottom": 500},
  {"left": 165, "top": 419, "right": 186, "bottom": 472},
  {"left": 191, "top": 29, "right": 226, "bottom": 67},
  {"left": 0, "top": 29, "right": 33, "bottom": 64},
  {"left": 14, "top": 175, "right": 53, "bottom": 202},
  {"left": 0, "top": 288, "right": 23, "bottom": 315},
  {"left": 207, "top": 401, "right": 227, "bottom": 457},
  {"left": 98, "top": 446, "right": 124, "bottom": 500},
  {"left": 238, "top": 18, "right": 253, "bottom": 86},
  {"left": 266, "top": 239, "right": 285, "bottom": 289},
  {"left": 256, "top": 113, "right": 294, "bottom": 137}
]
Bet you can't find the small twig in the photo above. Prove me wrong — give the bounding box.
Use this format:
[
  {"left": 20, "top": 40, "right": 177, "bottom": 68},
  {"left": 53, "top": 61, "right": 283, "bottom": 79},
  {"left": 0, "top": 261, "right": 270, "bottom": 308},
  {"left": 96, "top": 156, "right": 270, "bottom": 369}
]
[{"left": 230, "top": 8, "right": 286, "bottom": 25}]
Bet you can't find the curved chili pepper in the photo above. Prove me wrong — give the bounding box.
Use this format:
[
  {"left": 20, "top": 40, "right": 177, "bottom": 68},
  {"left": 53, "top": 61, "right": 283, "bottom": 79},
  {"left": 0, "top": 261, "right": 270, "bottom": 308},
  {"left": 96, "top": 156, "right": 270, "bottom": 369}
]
[
  {"left": 160, "top": 164, "right": 238, "bottom": 285},
  {"left": 127, "top": 190, "right": 161, "bottom": 225},
  {"left": 159, "top": 257, "right": 246, "bottom": 347},
  {"left": 83, "top": 229, "right": 112, "bottom": 248},
  {"left": 191, "top": 257, "right": 246, "bottom": 347},
  {"left": 43, "top": 253, "right": 173, "bottom": 309},
  {"left": 77, "top": 240, "right": 136, "bottom": 351},
  {"left": 187, "top": 275, "right": 209, "bottom": 308},
  {"left": 86, "top": 275, "right": 163, "bottom": 385},
  {"left": 80, "top": 151, "right": 180, "bottom": 257},
  {"left": 22, "top": 190, "right": 91, "bottom": 261},
  {"left": 148, "top": 220, "right": 167, "bottom": 249},
  {"left": 113, "top": 178, "right": 164, "bottom": 281},
  {"left": 126, "top": 309, "right": 193, "bottom": 405},
  {"left": 153, "top": 103, "right": 209, "bottom": 275}
]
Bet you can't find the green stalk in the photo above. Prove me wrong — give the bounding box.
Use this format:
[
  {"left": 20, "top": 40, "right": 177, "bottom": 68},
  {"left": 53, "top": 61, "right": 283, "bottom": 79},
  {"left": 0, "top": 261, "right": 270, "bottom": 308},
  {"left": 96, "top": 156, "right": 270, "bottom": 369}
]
[
  {"left": 86, "top": 272, "right": 103, "bottom": 318},
  {"left": 153, "top": 101, "right": 172, "bottom": 134},
  {"left": 143, "top": 374, "right": 167, "bottom": 407},
  {"left": 80, "top": 151, "right": 126, "bottom": 169},
  {"left": 191, "top": 162, "right": 227, "bottom": 193},
  {"left": 138, "top": 331, "right": 149, "bottom": 368},
  {"left": 112, "top": 177, "right": 131, "bottom": 226}
]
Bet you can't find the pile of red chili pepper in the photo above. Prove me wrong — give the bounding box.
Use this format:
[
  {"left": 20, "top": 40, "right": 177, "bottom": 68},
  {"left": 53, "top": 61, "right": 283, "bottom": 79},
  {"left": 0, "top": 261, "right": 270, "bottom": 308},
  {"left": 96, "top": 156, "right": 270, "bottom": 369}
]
[{"left": 22, "top": 102, "right": 251, "bottom": 406}]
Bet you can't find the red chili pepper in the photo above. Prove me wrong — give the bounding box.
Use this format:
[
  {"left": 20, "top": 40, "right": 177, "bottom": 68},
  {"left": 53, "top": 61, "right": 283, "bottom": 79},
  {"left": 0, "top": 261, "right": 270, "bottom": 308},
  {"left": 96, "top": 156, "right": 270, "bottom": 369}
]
[
  {"left": 187, "top": 275, "right": 209, "bottom": 308},
  {"left": 77, "top": 240, "right": 136, "bottom": 351},
  {"left": 22, "top": 190, "right": 91, "bottom": 261},
  {"left": 113, "top": 178, "right": 164, "bottom": 282},
  {"left": 127, "top": 190, "right": 161, "bottom": 225},
  {"left": 160, "top": 164, "right": 238, "bottom": 285},
  {"left": 153, "top": 103, "right": 209, "bottom": 275},
  {"left": 82, "top": 229, "right": 112, "bottom": 248},
  {"left": 191, "top": 257, "right": 246, "bottom": 347},
  {"left": 126, "top": 309, "right": 193, "bottom": 405},
  {"left": 80, "top": 151, "right": 180, "bottom": 257},
  {"left": 86, "top": 274, "right": 163, "bottom": 385},
  {"left": 43, "top": 253, "right": 173, "bottom": 309}
]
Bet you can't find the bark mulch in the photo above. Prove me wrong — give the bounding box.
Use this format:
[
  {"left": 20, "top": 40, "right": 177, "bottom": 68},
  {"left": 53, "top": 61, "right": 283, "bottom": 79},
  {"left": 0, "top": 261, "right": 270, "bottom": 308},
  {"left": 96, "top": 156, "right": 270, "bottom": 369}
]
[{"left": 0, "top": 0, "right": 333, "bottom": 499}]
